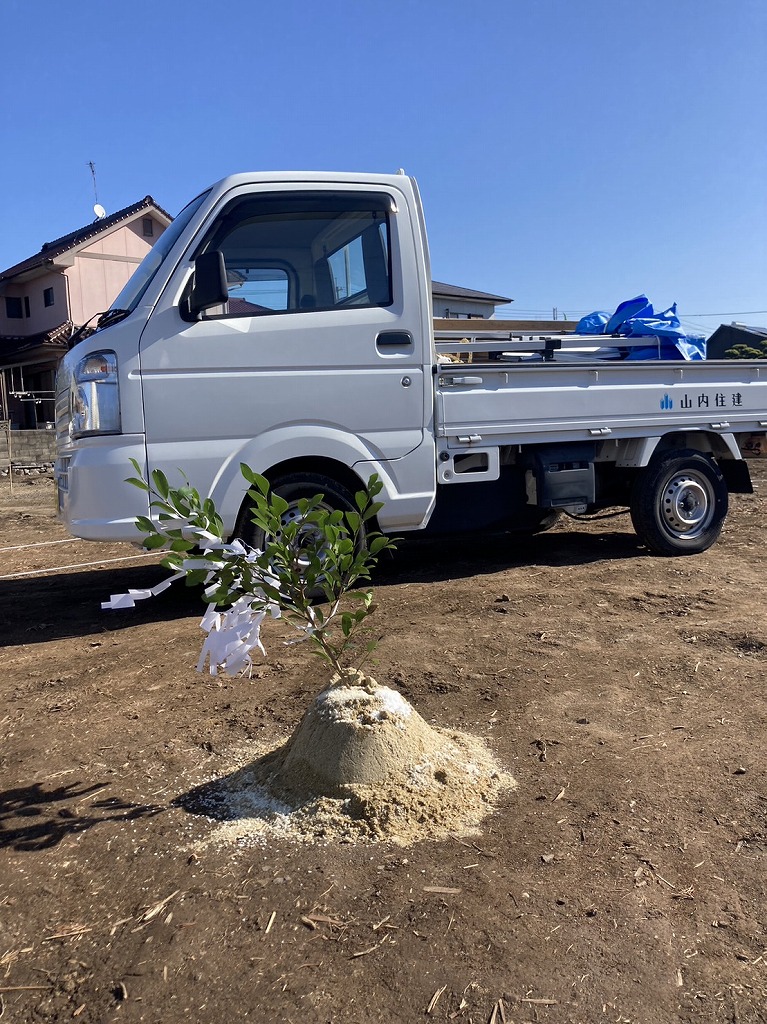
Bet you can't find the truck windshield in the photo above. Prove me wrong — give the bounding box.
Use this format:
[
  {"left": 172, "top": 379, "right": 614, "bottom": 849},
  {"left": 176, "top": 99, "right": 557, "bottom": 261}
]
[{"left": 107, "top": 190, "right": 210, "bottom": 316}]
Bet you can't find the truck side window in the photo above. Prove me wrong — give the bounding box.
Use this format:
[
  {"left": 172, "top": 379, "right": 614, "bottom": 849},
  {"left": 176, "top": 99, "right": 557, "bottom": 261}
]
[
  {"left": 198, "top": 192, "right": 393, "bottom": 319},
  {"left": 226, "top": 267, "right": 289, "bottom": 314},
  {"left": 327, "top": 222, "right": 390, "bottom": 306}
]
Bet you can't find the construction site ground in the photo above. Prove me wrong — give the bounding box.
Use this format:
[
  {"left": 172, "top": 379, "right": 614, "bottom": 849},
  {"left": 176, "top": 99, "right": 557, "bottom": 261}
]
[{"left": 1, "top": 468, "right": 765, "bottom": 1024}]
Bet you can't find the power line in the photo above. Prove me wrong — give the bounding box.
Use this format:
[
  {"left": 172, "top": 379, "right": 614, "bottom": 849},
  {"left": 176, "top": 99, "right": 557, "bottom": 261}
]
[
  {"left": 507, "top": 309, "right": 767, "bottom": 319},
  {"left": 679, "top": 319, "right": 713, "bottom": 336},
  {"left": 499, "top": 307, "right": 766, "bottom": 325},
  {"left": 669, "top": 310, "right": 767, "bottom": 318}
]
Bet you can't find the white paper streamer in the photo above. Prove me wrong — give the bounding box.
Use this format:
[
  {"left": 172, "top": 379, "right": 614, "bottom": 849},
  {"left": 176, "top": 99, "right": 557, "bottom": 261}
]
[
  {"left": 102, "top": 534, "right": 284, "bottom": 676},
  {"left": 196, "top": 596, "right": 281, "bottom": 676},
  {"left": 101, "top": 572, "right": 185, "bottom": 609}
]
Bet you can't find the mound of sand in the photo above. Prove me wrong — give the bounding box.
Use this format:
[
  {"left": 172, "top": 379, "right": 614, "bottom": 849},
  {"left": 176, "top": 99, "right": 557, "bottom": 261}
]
[{"left": 188, "top": 670, "right": 515, "bottom": 847}]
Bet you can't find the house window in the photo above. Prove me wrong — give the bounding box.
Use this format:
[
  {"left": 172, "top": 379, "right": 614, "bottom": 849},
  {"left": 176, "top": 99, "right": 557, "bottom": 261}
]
[
  {"left": 44, "top": 287, "right": 55, "bottom": 307},
  {"left": 24, "top": 296, "right": 30, "bottom": 317},
  {"left": 5, "top": 296, "right": 23, "bottom": 319},
  {"left": 142, "top": 216, "right": 154, "bottom": 238}
]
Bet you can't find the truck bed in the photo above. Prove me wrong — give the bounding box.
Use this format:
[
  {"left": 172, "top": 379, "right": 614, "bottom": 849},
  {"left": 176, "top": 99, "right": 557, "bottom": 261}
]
[{"left": 432, "top": 324, "right": 767, "bottom": 447}]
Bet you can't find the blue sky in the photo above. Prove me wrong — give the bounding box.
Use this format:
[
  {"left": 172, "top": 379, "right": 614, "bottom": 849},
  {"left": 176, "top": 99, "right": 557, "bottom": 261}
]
[{"left": 1, "top": 0, "right": 765, "bottom": 335}]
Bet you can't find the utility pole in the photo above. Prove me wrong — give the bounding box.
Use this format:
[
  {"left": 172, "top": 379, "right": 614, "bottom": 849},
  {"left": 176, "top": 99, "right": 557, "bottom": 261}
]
[{"left": 0, "top": 375, "right": 12, "bottom": 493}]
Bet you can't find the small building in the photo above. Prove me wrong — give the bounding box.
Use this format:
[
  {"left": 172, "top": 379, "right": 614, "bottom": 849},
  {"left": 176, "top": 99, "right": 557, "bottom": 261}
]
[
  {"left": 0, "top": 197, "right": 171, "bottom": 428},
  {"left": 431, "top": 280, "right": 512, "bottom": 319},
  {"left": 706, "top": 323, "right": 767, "bottom": 359}
]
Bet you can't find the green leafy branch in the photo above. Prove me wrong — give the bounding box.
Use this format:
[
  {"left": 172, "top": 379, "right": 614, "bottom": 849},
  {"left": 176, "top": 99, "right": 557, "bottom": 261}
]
[{"left": 123, "top": 459, "right": 396, "bottom": 676}]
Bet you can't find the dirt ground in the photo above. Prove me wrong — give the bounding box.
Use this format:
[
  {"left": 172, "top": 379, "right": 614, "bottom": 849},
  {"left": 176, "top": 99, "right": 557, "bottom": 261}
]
[{"left": 1, "top": 468, "right": 765, "bottom": 1024}]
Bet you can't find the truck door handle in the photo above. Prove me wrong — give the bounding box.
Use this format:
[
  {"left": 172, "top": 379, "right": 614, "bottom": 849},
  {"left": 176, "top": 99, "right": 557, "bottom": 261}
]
[
  {"left": 376, "top": 331, "right": 413, "bottom": 352},
  {"left": 441, "top": 375, "right": 483, "bottom": 385}
]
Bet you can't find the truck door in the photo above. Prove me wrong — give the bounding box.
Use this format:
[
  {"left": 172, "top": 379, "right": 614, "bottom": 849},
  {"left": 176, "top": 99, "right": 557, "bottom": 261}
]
[{"left": 137, "top": 186, "right": 429, "bottom": 528}]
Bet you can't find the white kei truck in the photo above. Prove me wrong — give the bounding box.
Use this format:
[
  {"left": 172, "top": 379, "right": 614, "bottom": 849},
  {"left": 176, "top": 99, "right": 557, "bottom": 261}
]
[{"left": 55, "top": 171, "right": 767, "bottom": 558}]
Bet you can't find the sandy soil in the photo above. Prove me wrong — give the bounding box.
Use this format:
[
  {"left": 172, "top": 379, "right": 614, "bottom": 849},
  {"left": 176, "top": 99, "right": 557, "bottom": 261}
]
[{"left": 0, "top": 469, "right": 765, "bottom": 1023}]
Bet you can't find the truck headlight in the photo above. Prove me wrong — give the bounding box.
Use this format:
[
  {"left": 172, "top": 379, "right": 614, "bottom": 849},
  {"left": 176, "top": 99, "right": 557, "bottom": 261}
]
[{"left": 72, "top": 350, "right": 121, "bottom": 437}]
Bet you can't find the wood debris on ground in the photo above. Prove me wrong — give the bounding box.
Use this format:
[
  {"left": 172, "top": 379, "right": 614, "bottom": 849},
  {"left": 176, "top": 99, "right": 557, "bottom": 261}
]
[
  {"left": 488, "top": 996, "right": 508, "bottom": 1023},
  {"left": 136, "top": 889, "right": 181, "bottom": 924},
  {"left": 42, "top": 925, "right": 92, "bottom": 942},
  {"left": 350, "top": 934, "right": 392, "bottom": 959},
  {"left": 426, "top": 984, "right": 447, "bottom": 1014}
]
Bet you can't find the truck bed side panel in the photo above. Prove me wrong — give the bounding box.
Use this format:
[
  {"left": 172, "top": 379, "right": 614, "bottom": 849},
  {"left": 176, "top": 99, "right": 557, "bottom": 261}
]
[{"left": 436, "top": 361, "right": 767, "bottom": 446}]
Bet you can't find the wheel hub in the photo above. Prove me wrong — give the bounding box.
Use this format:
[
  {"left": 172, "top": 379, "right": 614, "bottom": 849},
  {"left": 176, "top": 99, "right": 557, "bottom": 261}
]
[
  {"left": 279, "top": 502, "right": 331, "bottom": 566},
  {"left": 661, "top": 475, "right": 711, "bottom": 536}
]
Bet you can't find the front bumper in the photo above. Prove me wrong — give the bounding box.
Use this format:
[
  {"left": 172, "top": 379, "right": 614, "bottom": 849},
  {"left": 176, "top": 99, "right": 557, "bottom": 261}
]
[{"left": 56, "top": 435, "right": 150, "bottom": 542}]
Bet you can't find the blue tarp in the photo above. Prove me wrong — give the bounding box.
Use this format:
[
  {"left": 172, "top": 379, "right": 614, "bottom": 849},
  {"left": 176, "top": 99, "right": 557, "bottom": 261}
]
[{"left": 575, "top": 295, "right": 706, "bottom": 360}]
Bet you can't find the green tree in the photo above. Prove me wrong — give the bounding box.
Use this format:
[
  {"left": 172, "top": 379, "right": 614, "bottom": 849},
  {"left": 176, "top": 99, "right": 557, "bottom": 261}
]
[
  {"left": 724, "top": 342, "right": 767, "bottom": 359},
  {"left": 112, "top": 461, "right": 396, "bottom": 678}
]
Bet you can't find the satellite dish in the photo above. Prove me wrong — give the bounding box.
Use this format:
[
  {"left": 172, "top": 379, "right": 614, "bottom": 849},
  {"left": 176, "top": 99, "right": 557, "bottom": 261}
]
[{"left": 93, "top": 203, "right": 107, "bottom": 220}]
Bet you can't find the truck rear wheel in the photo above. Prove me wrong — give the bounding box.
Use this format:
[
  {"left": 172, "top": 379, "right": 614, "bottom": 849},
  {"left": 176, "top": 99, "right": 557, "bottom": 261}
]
[
  {"left": 630, "top": 450, "right": 728, "bottom": 555},
  {"left": 509, "top": 509, "right": 562, "bottom": 536},
  {"left": 527, "top": 509, "right": 562, "bottom": 534}
]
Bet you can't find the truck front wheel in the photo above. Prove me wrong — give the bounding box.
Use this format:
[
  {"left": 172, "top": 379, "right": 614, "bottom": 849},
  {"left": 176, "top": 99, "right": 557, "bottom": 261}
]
[
  {"left": 238, "top": 473, "right": 366, "bottom": 585},
  {"left": 630, "top": 450, "right": 728, "bottom": 555}
]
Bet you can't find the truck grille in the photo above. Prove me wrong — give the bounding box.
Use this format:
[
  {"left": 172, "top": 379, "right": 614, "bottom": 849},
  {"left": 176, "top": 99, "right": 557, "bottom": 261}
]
[{"left": 54, "top": 362, "right": 73, "bottom": 446}]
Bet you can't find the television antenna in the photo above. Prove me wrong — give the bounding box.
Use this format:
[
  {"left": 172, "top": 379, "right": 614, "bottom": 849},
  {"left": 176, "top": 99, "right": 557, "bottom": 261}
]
[{"left": 88, "top": 161, "right": 107, "bottom": 219}]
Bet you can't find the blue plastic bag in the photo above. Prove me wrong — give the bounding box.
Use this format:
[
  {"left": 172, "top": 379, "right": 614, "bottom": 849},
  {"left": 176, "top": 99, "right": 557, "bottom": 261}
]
[
  {"left": 605, "top": 295, "right": 654, "bottom": 335},
  {"left": 575, "top": 310, "right": 611, "bottom": 334},
  {"left": 576, "top": 296, "right": 706, "bottom": 360}
]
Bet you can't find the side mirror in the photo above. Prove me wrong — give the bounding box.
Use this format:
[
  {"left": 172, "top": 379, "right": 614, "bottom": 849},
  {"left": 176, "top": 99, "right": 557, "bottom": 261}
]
[{"left": 189, "top": 250, "right": 228, "bottom": 316}]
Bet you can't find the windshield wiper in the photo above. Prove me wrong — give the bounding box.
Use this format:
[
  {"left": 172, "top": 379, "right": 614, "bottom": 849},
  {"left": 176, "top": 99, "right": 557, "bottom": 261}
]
[
  {"left": 67, "top": 309, "right": 130, "bottom": 350},
  {"left": 97, "top": 308, "right": 130, "bottom": 329}
]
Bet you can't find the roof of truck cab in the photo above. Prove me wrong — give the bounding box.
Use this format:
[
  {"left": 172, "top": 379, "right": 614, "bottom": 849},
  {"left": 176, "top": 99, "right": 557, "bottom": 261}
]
[
  {"left": 205, "top": 171, "right": 419, "bottom": 201},
  {"left": 213, "top": 170, "right": 415, "bottom": 185}
]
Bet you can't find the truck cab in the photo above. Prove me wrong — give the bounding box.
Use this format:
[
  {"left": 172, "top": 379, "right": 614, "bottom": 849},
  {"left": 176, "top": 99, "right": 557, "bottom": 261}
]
[{"left": 56, "top": 173, "right": 438, "bottom": 542}]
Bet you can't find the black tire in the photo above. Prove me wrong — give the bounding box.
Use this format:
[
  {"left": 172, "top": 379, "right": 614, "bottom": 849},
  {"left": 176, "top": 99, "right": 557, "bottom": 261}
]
[
  {"left": 527, "top": 509, "right": 562, "bottom": 535},
  {"left": 630, "top": 450, "right": 728, "bottom": 555},
  {"left": 507, "top": 508, "right": 562, "bottom": 537},
  {"left": 238, "top": 473, "right": 365, "bottom": 590}
]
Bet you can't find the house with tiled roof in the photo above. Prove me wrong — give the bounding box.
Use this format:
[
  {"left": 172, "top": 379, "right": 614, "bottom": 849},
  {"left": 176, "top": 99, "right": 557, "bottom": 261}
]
[
  {"left": 706, "top": 322, "right": 767, "bottom": 359},
  {"left": 431, "top": 280, "right": 511, "bottom": 319},
  {"left": 0, "top": 197, "right": 171, "bottom": 428}
]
